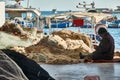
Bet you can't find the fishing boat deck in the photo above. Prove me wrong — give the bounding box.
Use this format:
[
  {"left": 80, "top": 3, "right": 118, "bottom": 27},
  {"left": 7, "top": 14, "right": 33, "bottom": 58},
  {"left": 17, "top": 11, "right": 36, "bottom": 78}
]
[{"left": 40, "top": 63, "right": 120, "bottom": 80}]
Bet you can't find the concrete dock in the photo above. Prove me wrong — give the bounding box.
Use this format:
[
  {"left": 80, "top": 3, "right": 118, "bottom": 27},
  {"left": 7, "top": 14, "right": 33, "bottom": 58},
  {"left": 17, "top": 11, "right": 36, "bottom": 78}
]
[{"left": 40, "top": 63, "right": 120, "bottom": 80}]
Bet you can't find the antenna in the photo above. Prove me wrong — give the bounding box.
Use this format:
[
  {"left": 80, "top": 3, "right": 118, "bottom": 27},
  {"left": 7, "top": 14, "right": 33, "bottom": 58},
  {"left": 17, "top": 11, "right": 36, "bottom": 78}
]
[
  {"left": 10, "top": 0, "right": 24, "bottom": 1},
  {"left": 9, "top": 0, "right": 24, "bottom": 5},
  {"left": 76, "top": 1, "right": 95, "bottom": 11},
  {"left": 8, "top": 0, "right": 30, "bottom": 8}
]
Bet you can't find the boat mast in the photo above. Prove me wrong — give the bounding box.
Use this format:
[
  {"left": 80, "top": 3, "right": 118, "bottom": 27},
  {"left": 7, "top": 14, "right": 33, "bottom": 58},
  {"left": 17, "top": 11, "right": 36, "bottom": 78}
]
[{"left": 27, "top": 0, "right": 29, "bottom": 8}]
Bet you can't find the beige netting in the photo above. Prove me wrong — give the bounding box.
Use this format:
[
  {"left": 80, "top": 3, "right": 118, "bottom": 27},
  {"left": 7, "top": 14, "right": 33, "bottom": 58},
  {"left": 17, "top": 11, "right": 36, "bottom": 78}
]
[{"left": 25, "top": 29, "right": 94, "bottom": 64}]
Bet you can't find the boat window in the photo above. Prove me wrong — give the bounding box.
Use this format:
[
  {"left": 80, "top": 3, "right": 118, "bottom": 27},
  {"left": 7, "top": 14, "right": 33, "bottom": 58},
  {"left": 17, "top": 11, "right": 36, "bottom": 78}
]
[{"left": 5, "top": 13, "right": 10, "bottom": 20}]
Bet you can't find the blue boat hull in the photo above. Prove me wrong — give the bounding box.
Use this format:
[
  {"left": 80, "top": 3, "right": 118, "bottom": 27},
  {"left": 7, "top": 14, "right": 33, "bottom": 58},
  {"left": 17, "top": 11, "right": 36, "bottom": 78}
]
[{"left": 45, "top": 22, "right": 72, "bottom": 28}]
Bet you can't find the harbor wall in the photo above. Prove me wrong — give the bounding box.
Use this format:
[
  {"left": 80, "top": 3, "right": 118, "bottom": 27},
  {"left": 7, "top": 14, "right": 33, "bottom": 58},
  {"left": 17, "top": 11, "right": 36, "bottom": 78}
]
[{"left": 0, "top": 2, "right": 5, "bottom": 27}]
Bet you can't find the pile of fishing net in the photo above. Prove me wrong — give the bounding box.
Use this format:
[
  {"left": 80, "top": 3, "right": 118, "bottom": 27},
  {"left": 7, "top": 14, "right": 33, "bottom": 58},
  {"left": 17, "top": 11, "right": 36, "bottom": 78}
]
[
  {"left": 0, "top": 22, "right": 43, "bottom": 49},
  {"left": 0, "top": 22, "right": 94, "bottom": 64},
  {"left": 24, "top": 29, "right": 94, "bottom": 64}
]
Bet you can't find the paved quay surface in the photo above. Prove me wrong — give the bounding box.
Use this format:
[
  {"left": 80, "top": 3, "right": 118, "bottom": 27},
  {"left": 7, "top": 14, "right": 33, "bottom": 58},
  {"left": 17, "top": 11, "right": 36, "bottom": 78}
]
[{"left": 40, "top": 63, "right": 120, "bottom": 80}]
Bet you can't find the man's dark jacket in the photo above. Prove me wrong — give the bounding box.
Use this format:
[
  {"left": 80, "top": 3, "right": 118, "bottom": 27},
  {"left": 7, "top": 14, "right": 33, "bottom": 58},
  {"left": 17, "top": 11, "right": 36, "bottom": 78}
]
[{"left": 91, "top": 32, "right": 114, "bottom": 60}]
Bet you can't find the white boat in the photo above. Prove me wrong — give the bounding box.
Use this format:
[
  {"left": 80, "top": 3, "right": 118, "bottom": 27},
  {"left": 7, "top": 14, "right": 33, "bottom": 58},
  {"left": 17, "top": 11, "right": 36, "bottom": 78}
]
[
  {"left": 45, "top": 11, "right": 113, "bottom": 45},
  {"left": 5, "top": 8, "right": 42, "bottom": 29},
  {"left": 113, "top": 6, "right": 120, "bottom": 13},
  {"left": 52, "top": 9, "right": 57, "bottom": 14},
  {"left": 45, "top": 14, "right": 72, "bottom": 28},
  {"left": 5, "top": 0, "right": 42, "bottom": 29}
]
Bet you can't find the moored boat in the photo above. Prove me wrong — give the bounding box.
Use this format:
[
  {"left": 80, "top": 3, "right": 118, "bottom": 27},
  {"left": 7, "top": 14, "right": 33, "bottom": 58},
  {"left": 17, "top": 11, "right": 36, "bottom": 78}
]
[
  {"left": 44, "top": 14, "right": 72, "bottom": 28},
  {"left": 107, "top": 20, "right": 120, "bottom": 28},
  {"left": 44, "top": 21, "right": 72, "bottom": 28},
  {"left": 44, "top": 11, "right": 113, "bottom": 46},
  {"left": 5, "top": 0, "right": 43, "bottom": 30},
  {"left": 5, "top": 8, "right": 41, "bottom": 28},
  {"left": 52, "top": 9, "right": 57, "bottom": 14}
]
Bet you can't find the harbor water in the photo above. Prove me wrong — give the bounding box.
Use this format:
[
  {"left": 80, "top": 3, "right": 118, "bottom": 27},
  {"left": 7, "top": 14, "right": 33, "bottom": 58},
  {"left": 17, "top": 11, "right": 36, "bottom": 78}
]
[{"left": 41, "top": 11, "right": 120, "bottom": 50}]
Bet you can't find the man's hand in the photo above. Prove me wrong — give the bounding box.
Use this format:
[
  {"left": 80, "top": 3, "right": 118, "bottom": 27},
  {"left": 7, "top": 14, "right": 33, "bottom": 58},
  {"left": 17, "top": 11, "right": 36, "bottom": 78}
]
[{"left": 93, "top": 45, "right": 98, "bottom": 50}]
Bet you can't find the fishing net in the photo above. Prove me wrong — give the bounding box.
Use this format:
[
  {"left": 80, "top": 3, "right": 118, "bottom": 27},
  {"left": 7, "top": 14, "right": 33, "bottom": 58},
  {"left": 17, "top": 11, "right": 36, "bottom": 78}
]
[{"left": 0, "top": 50, "right": 28, "bottom": 80}]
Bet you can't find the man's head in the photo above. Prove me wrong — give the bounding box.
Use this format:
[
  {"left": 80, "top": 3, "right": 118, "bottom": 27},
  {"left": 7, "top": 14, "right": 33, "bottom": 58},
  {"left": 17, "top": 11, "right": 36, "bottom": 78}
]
[
  {"left": 98, "top": 27, "right": 107, "bottom": 35},
  {"left": 98, "top": 27, "right": 107, "bottom": 38}
]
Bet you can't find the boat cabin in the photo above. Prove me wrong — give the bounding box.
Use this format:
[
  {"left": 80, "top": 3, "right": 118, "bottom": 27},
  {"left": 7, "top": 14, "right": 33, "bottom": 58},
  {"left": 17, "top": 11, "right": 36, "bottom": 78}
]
[{"left": 5, "top": 8, "right": 41, "bottom": 29}]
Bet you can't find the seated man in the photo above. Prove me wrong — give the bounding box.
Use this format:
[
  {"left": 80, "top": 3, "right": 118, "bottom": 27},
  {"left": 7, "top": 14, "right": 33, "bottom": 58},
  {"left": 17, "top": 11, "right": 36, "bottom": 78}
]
[{"left": 80, "top": 27, "right": 115, "bottom": 60}]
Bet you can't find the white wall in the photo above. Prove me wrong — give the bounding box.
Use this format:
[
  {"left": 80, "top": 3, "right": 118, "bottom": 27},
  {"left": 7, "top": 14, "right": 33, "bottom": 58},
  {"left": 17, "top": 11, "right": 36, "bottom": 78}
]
[{"left": 0, "top": 2, "right": 5, "bottom": 27}]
